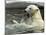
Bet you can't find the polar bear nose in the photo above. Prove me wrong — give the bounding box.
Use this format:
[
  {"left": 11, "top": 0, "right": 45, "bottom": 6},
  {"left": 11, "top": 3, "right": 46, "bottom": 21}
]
[{"left": 24, "top": 10, "right": 27, "bottom": 13}]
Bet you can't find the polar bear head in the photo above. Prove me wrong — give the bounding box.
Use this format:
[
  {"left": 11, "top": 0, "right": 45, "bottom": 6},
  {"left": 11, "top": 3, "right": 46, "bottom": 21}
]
[{"left": 25, "top": 5, "right": 39, "bottom": 15}]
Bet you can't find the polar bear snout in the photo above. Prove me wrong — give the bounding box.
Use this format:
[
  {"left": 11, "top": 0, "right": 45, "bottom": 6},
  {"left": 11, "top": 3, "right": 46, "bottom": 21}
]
[
  {"left": 25, "top": 9, "right": 31, "bottom": 15},
  {"left": 24, "top": 10, "right": 26, "bottom": 12}
]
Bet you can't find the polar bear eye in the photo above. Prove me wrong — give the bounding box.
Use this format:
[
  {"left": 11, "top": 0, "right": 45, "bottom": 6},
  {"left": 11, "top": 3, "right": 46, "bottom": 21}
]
[{"left": 29, "top": 8, "right": 31, "bottom": 10}]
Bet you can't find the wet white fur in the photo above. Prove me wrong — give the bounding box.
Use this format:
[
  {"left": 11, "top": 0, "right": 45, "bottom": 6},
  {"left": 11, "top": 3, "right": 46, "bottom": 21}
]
[{"left": 25, "top": 5, "right": 44, "bottom": 32}]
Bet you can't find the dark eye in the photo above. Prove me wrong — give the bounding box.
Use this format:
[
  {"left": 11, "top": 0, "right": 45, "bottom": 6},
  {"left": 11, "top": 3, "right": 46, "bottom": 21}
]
[{"left": 29, "top": 8, "right": 31, "bottom": 9}]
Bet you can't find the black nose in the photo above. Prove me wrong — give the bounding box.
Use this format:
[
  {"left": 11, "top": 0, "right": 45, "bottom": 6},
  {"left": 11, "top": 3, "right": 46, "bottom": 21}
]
[{"left": 24, "top": 10, "right": 27, "bottom": 13}]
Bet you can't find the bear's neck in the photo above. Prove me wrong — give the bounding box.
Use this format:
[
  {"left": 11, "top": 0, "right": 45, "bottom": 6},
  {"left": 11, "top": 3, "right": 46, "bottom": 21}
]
[{"left": 32, "top": 10, "right": 43, "bottom": 21}]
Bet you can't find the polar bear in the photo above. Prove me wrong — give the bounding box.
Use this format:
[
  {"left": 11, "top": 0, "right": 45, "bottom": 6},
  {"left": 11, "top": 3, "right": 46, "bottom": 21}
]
[{"left": 25, "top": 5, "right": 44, "bottom": 32}]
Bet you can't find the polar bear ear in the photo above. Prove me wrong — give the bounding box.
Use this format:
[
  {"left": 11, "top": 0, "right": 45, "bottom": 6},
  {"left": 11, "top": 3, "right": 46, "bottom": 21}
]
[{"left": 36, "top": 9, "right": 39, "bottom": 11}]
